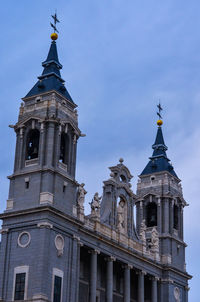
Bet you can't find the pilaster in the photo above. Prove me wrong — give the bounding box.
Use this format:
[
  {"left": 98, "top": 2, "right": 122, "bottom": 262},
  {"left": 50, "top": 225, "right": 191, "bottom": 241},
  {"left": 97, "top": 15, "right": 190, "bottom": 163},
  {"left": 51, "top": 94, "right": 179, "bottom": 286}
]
[
  {"left": 69, "top": 235, "right": 83, "bottom": 302},
  {"left": 0, "top": 229, "right": 9, "bottom": 300}
]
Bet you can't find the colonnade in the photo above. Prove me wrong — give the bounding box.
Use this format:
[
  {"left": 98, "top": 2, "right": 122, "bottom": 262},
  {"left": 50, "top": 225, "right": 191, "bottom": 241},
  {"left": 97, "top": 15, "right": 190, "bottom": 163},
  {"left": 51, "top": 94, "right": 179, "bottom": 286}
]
[{"left": 88, "top": 249, "right": 159, "bottom": 302}]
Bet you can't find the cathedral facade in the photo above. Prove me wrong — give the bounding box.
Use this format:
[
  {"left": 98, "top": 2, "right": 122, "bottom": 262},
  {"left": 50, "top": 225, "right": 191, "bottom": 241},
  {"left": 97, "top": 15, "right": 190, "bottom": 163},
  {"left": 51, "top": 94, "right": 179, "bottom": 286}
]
[{"left": 0, "top": 29, "right": 191, "bottom": 302}]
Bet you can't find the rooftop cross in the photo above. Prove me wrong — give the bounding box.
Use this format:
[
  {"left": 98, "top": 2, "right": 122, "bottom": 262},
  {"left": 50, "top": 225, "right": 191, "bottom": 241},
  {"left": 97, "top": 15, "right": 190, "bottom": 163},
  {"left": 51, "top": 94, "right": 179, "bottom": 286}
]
[
  {"left": 50, "top": 12, "right": 60, "bottom": 34},
  {"left": 157, "top": 102, "right": 163, "bottom": 119},
  {"left": 156, "top": 102, "right": 163, "bottom": 126}
]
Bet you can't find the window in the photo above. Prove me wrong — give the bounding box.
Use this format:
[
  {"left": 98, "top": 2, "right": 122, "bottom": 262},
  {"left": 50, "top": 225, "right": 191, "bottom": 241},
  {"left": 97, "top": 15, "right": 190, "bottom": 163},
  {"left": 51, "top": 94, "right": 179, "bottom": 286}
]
[
  {"left": 26, "top": 129, "right": 40, "bottom": 160},
  {"left": 59, "top": 133, "right": 70, "bottom": 165},
  {"left": 174, "top": 205, "right": 179, "bottom": 230},
  {"left": 63, "top": 182, "right": 67, "bottom": 193},
  {"left": 146, "top": 202, "right": 157, "bottom": 227},
  {"left": 12, "top": 266, "right": 29, "bottom": 301},
  {"left": 14, "top": 273, "right": 25, "bottom": 300},
  {"left": 53, "top": 276, "right": 62, "bottom": 302},
  {"left": 52, "top": 269, "right": 63, "bottom": 302},
  {"left": 25, "top": 180, "right": 29, "bottom": 189}
]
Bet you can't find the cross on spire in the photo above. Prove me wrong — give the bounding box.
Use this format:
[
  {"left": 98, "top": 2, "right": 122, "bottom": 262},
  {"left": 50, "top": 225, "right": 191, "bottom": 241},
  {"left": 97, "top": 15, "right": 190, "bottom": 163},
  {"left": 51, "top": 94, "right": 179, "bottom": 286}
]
[
  {"left": 50, "top": 12, "right": 60, "bottom": 33},
  {"left": 157, "top": 102, "right": 163, "bottom": 120}
]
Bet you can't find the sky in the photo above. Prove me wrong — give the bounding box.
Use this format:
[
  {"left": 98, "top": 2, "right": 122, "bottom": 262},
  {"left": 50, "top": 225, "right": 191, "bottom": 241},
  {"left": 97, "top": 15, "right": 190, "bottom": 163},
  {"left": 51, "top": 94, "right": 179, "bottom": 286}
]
[{"left": 0, "top": 0, "right": 200, "bottom": 300}]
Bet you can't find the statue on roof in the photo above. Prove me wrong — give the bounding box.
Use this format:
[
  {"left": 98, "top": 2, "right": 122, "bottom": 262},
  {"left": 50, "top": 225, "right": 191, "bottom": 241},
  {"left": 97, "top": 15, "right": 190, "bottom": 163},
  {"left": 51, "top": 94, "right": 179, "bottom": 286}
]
[
  {"left": 90, "top": 192, "right": 101, "bottom": 221},
  {"left": 77, "top": 183, "right": 87, "bottom": 209},
  {"left": 90, "top": 192, "right": 101, "bottom": 217}
]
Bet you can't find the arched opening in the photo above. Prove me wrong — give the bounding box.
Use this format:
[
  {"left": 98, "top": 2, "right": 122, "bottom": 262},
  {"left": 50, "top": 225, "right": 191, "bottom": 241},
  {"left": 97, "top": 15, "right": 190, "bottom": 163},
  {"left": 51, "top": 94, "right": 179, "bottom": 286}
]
[
  {"left": 119, "top": 174, "right": 126, "bottom": 182},
  {"left": 26, "top": 129, "right": 40, "bottom": 160},
  {"left": 59, "top": 133, "right": 70, "bottom": 165},
  {"left": 173, "top": 205, "right": 179, "bottom": 230},
  {"left": 146, "top": 202, "right": 157, "bottom": 227}
]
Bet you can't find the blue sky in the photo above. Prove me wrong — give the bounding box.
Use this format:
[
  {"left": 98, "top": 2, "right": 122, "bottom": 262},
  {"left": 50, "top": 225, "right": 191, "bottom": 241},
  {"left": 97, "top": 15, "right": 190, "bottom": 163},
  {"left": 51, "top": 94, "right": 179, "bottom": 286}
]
[{"left": 0, "top": 0, "right": 200, "bottom": 300}]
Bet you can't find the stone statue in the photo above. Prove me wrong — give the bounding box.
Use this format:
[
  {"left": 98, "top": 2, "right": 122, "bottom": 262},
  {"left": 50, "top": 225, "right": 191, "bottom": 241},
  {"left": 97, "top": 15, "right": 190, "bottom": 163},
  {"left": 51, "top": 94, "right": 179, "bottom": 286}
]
[
  {"left": 117, "top": 199, "right": 125, "bottom": 231},
  {"left": 151, "top": 226, "right": 159, "bottom": 252},
  {"left": 90, "top": 192, "right": 101, "bottom": 216},
  {"left": 139, "top": 219, "right": 146, "bottom": 243},
  {"left": 77, "top": 183, "right": 87, "bottom": 209}
]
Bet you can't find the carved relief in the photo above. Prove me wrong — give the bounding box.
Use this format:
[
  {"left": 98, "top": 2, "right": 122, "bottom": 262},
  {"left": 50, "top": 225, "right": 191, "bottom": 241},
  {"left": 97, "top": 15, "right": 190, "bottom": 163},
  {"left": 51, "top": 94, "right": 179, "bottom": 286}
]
[
  {"left": 55, "top": 234, "right": 65, "bottom": 257},
  {"left": 174, "top": 287, "right": 180, "bottom": 302}
]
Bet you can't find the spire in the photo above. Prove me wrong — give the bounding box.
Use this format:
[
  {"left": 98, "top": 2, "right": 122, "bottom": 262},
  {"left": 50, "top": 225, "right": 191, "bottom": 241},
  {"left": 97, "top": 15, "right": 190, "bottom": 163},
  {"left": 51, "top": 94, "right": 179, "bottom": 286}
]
[
  {"left": 24, "top": 15, "right": 74, "bottom": 103},
  {"left": 140, "top": 107, "right": 178, "bottom": 178},
  {"left": 39, "top": 41, "right": 62, "bottom": 80}
]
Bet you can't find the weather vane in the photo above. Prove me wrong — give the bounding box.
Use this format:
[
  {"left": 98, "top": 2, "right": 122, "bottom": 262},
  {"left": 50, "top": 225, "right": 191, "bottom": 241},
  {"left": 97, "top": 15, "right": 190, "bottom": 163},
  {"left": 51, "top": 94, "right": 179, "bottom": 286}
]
[
  {"left": 50, "top": 12, "right": 60, "bottom": 33},
  {"left": 156, "top": 101, "right": 163, "bottom": 126}
]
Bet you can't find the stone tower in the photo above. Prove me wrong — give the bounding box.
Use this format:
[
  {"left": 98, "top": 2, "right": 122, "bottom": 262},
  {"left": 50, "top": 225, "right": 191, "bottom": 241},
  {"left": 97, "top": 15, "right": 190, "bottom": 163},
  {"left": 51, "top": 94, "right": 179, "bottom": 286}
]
[
  {"left": 136, "top": 119, "right": 189, "bottom": 301},
  {"left": 0, "top": 28, "right": 83, "bottom": 302},
  {"left": 6, "top": 34, "right": 81, "bottom": 215}
]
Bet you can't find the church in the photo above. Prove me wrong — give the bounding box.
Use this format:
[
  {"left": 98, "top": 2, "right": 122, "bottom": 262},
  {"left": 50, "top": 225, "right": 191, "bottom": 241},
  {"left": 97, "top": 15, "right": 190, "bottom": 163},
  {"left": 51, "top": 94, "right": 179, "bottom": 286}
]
[{"left": 0, "top": 16, "right": 191, "bottom": 302}]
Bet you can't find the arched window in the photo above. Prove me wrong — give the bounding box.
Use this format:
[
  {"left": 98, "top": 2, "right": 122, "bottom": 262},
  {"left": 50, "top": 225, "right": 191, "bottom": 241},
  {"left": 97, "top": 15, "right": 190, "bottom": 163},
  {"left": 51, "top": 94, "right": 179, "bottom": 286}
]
[
  {"left": 59, "top": 133, "right": 70, "bottom": 165},
  {"left": 146, "top": 202, "right": 157, "bottom": 227},
  {"left": 26, "top": 129, "right": 40, "bottom": 160},
  {"left": 173, "top": 205, "right": 179, "bottom": 230}
]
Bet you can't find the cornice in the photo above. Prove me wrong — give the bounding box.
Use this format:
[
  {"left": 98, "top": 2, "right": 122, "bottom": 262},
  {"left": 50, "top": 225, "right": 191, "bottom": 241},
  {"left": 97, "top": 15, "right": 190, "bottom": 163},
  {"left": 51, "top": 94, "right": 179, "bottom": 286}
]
[{"left": 0, "top": 205, "right": 191, "bottom": 280}]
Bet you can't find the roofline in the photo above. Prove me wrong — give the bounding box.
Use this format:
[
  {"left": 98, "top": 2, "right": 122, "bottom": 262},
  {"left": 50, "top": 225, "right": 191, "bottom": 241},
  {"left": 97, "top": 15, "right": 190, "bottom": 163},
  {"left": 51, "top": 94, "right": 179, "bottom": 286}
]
[
  {"left": 22, "top": 89, "right": 77, "bottom": 108},
  {"left": 138, "top": 170, "right": 181, "bottom": 182}
]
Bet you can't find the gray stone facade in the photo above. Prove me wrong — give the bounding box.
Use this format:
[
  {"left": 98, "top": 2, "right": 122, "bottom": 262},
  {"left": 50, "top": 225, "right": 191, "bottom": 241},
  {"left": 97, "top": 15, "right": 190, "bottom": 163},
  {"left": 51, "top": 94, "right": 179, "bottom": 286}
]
[{"left": 0, "top": 34, "right": 191, "bottom": 302}]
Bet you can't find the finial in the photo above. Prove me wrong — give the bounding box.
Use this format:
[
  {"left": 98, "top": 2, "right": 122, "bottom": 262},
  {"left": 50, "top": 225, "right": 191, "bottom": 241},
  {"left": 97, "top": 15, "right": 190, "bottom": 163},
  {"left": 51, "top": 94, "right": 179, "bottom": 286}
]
[
  {"left": 156, "top": 102, "right": 163, "bottom": 126},
  {"left": 119, "top": 158, "right": 124, "bottom": 164},
  {"left": 50, "top": 12, "right": 60, "bottom": 40}
]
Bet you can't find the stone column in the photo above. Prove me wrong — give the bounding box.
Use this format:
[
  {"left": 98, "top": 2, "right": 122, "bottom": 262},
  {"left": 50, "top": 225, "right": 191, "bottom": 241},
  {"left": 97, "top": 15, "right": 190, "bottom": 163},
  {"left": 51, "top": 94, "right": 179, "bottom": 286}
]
[
  {"left": 39, "top": 122, "right": 45, "bottom": 166},
  {"left": 157, "top": 197, "right": 161, "bottom": 233},
  {"left": 151, "top": 277, "right": 158, "bottom": 302},
  {"left": 90, "top": 250, "right": 99, "bottom": 302},
  {"left": 184, "top": 286, "right": 189, "bottom": 302},
  {"left": 14, "top": 132, "right": 20, "bottom": 171},
  {"left": 180, "top": 206, "right": 184, "bottom": 240},
  {"left": 106, "top": 256, "right": 115, "bottom": 302},
  {"left": 169, "top": 199, "right": 174, "bottom": 234},
  {"left": 163, "top": 199, "right": 169, "bottom": 234},
  {"left": 124, "top": 265, "right": 131, "bottom": 302},
  {"left": 45, "top": 122, "right": 55, "bottom": 166},
  {"left": 71, "top": 134, "right": 77, "bottom": 177},
  {"left": 138, "top": 271, "right": 145, "bottom": 302},
  {"left": 136, "top": 200, "right": 144, "bottom": 234},
  {"left": 18, "top": 128, "right": 24, "bottom": 170}
]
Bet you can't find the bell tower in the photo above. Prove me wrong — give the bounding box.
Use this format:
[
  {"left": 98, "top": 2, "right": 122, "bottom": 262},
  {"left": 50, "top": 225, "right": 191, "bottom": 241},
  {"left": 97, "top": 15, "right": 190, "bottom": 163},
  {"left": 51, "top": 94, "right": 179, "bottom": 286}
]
[
  {"left": 0, "top": 16, "right": 85, "bottom": 302},
  {"left": 6, "top": 21, "right": 82, "bottom": 215},
  {"left": 136, "top": 110, "right": 189, "bottom": 300}
]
